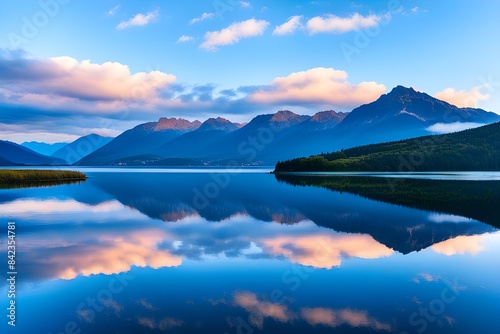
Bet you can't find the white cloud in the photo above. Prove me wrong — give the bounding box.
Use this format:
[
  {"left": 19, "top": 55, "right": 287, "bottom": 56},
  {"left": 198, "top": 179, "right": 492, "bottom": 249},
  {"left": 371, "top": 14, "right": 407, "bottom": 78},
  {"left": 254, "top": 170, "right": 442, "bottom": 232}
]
[
  {"left": 434, "top": 87, "right": 490, "bottom": 108},
  {"left": 249, "top": 67, "right": 386, "bottom": 109},
  {"left": 306, "top": 13, "right": 384, "bottom": 34},
  {"left": 116, "top": 9, "right": 159, "bottom": 30},
  {"left": 177, "top": 35, "right": 194, "bottom": 43},
  {"left": 273, "top": 16, "right": 303, "bottom": 36},
  {"left": 189, "top": 12, "right": 216, "bottom": 25},
  {"left": 107, "top": 5, "right": 120, "bottom": 16},
  {"left": 200, "top": 19, "right": 269, "bottom": 51},
  {"left": 240, "top": 1, "right": 251, "bottom": 8},
  {"left": 426, "top": 122, "right": 485, "bottom": 134},
  {"left": 411, "top": 7, "right": 419, "bottom": 13}
]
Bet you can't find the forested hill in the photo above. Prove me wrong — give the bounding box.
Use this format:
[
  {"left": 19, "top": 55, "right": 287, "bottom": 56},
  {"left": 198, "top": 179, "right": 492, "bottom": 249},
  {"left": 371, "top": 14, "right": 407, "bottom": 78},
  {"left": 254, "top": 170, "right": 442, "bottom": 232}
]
[{"left": 274, "top": 122, "right": 500, "bottom": 172}]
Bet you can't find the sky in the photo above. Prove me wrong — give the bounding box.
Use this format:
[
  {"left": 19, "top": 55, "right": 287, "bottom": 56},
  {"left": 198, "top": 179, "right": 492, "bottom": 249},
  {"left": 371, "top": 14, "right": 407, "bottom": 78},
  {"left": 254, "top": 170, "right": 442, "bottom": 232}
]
[{"left": 0, "top": 0, "right": 499, "bottom": 143}]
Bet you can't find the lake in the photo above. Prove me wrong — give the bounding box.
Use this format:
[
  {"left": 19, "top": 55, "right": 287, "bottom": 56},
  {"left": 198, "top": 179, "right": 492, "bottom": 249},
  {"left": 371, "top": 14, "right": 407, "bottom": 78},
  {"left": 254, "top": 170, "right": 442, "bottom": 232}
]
[{"left": 1, "top": 169, "right": 499, "bottom": 334}]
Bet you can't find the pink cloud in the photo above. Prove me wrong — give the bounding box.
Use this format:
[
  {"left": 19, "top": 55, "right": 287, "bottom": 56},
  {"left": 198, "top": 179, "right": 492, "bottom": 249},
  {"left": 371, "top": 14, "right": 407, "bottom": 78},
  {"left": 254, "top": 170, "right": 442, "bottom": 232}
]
[
  {"left": 434, "top": 87, "right": 490, "bottom": 108},
  {"left": 249, "top": 67, "right": 386, "bottom": 109}
]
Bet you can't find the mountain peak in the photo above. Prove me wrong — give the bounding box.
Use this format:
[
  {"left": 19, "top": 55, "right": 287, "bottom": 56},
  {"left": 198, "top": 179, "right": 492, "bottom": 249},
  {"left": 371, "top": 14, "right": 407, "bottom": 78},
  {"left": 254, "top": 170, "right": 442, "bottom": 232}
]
[
  {"left": 198, "top": 117, "right": 240, "bottom": 132},
  {"left": 271, "top": 110, "right": 300, "bottom": 122},
  {"left": 387, "top": 85, "right": 419, "bottom": 97},
  {"left": 271, "top": 110, "right": 309, "bottom": 123},
  {"left": 310, "top": 110, "right": 348, "bottom": 122},
  {"left": 155, "top": 118, "right": 202, "bottom": 131},
  {"left": 302, "top": 110, "right": 348, "bottom": 130}
]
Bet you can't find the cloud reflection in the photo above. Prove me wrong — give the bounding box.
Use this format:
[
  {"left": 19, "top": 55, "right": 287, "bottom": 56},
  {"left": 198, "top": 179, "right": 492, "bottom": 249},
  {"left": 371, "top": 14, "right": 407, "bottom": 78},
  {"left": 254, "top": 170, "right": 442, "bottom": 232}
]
[
  {"left": 232, "top": 291, "right": 391, "bottom": 331},
  {"left": 24, "top": 229, "right": 182, "bottom": 280},
  {"left": 261, "top": 233, "right": 394, "bottom": 269},
  {"left": 301, "top": 307, "right": 391, "bottom": 331},
  {"left": 431, "top": 235, "right": 486, "bottom": 256},
  {"left": 233, "top": 291, "right": 292, "bottom": 328}
]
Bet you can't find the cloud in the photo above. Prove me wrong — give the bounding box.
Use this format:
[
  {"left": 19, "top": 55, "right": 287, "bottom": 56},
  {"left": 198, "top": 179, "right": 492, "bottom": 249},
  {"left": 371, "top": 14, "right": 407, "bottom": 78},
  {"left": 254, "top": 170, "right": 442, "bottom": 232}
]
[
  {"left": 434, "top": 87, "right": 490, "bottom": 108},
  {"left": 189, "top": 12, "right": 216, "bottom": 24},
  {"left": 411, "top": 7, "right": 419, "bottom": 13},
  {"left": 107, "top": 5, "right": 120, "bottom": 16},
  {"left": 426, "top": 122, "right": 485, "bottom": 134},
  {"left": 273, "top": 16, "right": 303, "bottom": 36},
  {"left": 306, "top": 13, "right": 385, "bottom": 34},
  {"left": 0, "top": 54, "right": 176, "bottom": 108},
  {"left": 177, "top": 35, "right": 194, "bottom": 43},
  {"left": 0, "top": 51, "right": 390, "bottom": 142},
  {"left": 248, "top": 67, "right": 386, "bottom": 109},
  {"left": 240, "top": 1, "right": 251, "bottom": 8},
  {"left": 301, "top": 307, "right": 391, "bottom": 331},
  {"left": 431, "top": 235, "right": 486, "bottom": 256},
  {"left": 200, "top": 19, "right": 270, "bottom": 51},
  {"left": 116, "top": 9, "right": 159, "bottom": 30}
]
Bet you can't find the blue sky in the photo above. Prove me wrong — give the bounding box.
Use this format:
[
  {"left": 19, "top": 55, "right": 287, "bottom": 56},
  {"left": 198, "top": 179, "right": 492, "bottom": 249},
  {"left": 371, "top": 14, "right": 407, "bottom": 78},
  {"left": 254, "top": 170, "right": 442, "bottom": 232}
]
[{"left": 0, "top": 0, "right": 499, "bottom": 143}]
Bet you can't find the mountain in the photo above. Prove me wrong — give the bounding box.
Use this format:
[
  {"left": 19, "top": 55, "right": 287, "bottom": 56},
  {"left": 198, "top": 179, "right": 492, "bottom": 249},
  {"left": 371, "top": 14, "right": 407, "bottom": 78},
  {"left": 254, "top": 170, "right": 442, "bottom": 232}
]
[
  {"left": 155, "top": 117, "right": 202, "bottom": 131},
  {"left": 300, "top": 110, "right": 348, "bottom": 131},
  {"left": 21, "top": 141, "right": 68, "bottom": 156},
  {"left": 197, "top": 110, "right": 311, "bottom": 164},
  {"left": 73, "top": 86, "right": 500, "bottom": 166},
  {"left": 51, "top": 134, "right": 114, "bottom": 164},
  {"left": 0, "top": 140, "right": 66, "bottom": 165},
  {"left": 153, "top": 117, "right": 242, "bottom": 158},
  {"left": 75, "top": 118, "right": 201, "bottom": 166},
  {"left": 0, "top": 155, "right": 18, "bottom": 166},
  {"left": 275, "top": 121, "right": 500, "bottom": 172},
  {"left": 333, "top": 85, "right": 500, "bottom": 147},
  {"left": 197, "top": 117, "right": 243, "bottom": 132}
]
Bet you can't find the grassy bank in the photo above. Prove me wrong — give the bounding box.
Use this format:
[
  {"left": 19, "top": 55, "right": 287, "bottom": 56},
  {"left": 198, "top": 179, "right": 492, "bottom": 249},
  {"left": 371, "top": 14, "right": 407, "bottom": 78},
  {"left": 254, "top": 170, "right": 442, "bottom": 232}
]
[{"left": 0, "top": 170, "right": 86, "bottom": 184}]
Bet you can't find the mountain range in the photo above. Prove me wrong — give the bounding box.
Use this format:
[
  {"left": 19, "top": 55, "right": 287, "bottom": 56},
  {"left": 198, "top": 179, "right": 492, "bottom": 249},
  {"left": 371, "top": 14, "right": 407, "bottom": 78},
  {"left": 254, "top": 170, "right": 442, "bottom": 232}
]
[
  {"left": 0, "top": 134, "right": 113, "bottom": 166},
  {"left": 0, "top": 140, "right": 65, "bottom": 165},
  {"left": 21, "top": 141, "right": 68, "bottom": 156},
  {"left": 2, "top": 86, "right": 499, "bottom": 166}
]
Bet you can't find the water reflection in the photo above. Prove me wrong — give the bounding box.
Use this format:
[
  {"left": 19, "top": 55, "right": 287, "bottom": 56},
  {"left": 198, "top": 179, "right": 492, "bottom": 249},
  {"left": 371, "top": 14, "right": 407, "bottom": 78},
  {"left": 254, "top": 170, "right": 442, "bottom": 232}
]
[
  {"left": 1, "top": 171, "right": 499, "bottom": 334},
  {"left": 1, "top": 172, "right": 497, "bottom": 282},
  {"left": 431, "top": 235, "right": 486, "bottom": 256}
]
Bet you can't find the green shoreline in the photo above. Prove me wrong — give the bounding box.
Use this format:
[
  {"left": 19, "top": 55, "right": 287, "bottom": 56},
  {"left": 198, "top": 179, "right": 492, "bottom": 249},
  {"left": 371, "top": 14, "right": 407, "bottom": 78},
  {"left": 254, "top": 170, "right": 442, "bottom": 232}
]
[{"left": 0, "top": 170, "right": 87, "bottom": 184}]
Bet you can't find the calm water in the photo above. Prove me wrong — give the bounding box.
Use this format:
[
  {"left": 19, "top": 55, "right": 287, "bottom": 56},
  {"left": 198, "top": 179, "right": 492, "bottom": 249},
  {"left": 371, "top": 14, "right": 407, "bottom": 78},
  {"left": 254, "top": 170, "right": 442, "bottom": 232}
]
[{"left": 1, "top": 169, "right": 499, "bottom": 334}]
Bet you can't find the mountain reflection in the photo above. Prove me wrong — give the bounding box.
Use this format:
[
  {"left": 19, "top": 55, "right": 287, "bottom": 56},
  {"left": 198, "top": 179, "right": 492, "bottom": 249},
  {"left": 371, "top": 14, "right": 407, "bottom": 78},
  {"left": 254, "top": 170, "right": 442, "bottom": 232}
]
[{"left": 1, "top": 171, "right": 497, "bottom": 282}]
